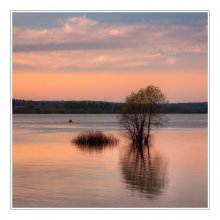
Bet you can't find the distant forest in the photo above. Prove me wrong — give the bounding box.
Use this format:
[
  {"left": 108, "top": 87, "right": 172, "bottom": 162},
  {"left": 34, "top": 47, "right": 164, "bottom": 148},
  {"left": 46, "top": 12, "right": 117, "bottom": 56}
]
[{"left": 13, "top": 99, "right": 208, "bottom": 114}]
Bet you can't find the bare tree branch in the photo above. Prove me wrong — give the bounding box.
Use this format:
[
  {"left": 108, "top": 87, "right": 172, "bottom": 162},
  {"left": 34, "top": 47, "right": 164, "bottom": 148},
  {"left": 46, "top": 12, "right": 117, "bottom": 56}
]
[{"left": 119, "top": 85, "right": 168, "bottom": 147}]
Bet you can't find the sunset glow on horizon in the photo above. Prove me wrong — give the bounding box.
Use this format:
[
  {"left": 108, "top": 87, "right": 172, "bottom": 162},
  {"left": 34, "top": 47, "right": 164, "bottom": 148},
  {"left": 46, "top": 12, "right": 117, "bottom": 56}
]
[{"left": 13, "top": 12, "right": 208, "bottom": 102}]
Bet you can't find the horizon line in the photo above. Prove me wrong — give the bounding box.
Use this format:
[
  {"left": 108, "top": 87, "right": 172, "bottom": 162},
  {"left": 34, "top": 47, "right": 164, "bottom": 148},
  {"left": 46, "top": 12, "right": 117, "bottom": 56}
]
[{"left": 12, "top": 98, "right": 208, "bottom": 104}]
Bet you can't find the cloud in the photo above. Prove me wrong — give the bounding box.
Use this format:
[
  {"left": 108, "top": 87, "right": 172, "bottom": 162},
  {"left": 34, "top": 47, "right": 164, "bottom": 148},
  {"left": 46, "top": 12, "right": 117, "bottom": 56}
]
[
  {"left": 13, "top": 50, "right": 162, "bottom": 72},
  {"left": 13, "top": 15, "right": 208, "bottom": 73},
  {"left": 13, "top": 16, "right": 207, "bottom": 52},
  {"left": 13, "top": 49, "right": 207, "bottom": 73}
]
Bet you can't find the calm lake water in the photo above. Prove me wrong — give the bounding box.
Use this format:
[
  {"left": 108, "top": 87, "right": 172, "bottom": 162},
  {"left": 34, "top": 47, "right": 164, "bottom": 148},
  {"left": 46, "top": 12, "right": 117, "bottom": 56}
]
[{"left": 13, "top": 114, "right": 208, "bottom": 208}]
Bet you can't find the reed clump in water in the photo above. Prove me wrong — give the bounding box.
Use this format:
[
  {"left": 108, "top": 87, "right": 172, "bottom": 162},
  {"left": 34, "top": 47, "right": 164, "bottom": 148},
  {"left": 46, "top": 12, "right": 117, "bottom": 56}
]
[{"left": 72, "top": 130, "right": 118, "bottom": 146}]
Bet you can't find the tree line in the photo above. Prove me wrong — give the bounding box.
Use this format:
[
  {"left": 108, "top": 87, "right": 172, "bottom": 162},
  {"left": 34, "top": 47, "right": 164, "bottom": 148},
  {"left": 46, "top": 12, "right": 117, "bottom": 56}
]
[{"left": 13, "top": 99, "right": 207, "bottom": 114}]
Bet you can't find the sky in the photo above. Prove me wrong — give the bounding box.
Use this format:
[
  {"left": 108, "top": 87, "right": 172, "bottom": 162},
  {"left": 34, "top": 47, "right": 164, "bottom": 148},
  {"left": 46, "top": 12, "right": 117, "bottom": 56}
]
[{"left": 13, "top": 12, "right": 208, "bottom": 102}]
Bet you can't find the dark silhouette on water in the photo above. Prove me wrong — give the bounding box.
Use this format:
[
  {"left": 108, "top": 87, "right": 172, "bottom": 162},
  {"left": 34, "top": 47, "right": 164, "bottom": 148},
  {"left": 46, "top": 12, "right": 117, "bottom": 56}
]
[
  {"left": 72, "top": 130, "right": 118, "bottom": 154},
  {"left": 119, "top": 85, "right": 168, "bottom": 146},
  {"left": 69, "top": 119, "right": 73, "bottom": 123},
  {"left": 121, "top": 144, "right": 168, "bottom": 198}
]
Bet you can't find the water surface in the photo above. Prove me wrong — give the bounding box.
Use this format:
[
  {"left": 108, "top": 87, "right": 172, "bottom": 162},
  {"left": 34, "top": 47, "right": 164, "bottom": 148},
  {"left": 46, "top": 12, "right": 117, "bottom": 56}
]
[{"left": 13, "top": 114, "right": 208, "bottom": 208}]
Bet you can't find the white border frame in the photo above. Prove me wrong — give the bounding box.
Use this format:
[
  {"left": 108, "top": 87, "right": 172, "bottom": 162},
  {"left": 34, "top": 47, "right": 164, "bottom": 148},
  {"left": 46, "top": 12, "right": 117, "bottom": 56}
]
[{"left": 10, "top": 10, "right": 210, "bottom": 210}]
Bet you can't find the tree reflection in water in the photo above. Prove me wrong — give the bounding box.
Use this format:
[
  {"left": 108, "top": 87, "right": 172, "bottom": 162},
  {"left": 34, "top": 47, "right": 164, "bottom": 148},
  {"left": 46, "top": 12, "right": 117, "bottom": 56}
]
[{"left": 121, "top": 144, "right": 168, "bottom": 199}]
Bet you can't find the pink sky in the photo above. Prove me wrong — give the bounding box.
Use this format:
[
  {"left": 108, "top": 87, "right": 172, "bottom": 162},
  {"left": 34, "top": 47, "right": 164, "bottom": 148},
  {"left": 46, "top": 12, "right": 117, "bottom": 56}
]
[{"left": 13, "top": 13, "right": 208, "bottom": 102}]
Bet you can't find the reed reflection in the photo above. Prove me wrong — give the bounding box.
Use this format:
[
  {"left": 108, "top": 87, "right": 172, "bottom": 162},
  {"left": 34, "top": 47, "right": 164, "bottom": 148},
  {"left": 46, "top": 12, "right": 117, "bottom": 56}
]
[
  {"left": 73, "top": 143, "right": 116, "bottom": 154},
  {"left": 121, "top": 144, "right": 168, "bottom": 199}
]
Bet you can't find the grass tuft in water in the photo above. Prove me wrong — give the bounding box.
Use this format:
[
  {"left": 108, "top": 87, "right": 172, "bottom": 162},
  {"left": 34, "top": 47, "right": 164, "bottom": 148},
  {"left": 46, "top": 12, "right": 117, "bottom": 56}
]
[{"left": 72, "top": 130, "right": 118, "bottom": 146}]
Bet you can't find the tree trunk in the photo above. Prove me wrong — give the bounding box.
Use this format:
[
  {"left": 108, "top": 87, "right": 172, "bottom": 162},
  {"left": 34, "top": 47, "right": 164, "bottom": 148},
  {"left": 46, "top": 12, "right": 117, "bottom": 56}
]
[
  {"left": 137, "top": 124, "right": 145, "bottom": 147},
  {"left": 145, "top": 105, "right": 152, "bottom": 145},
  {"left": 146, "top": 121, "right": 150, "bottom": 143}
]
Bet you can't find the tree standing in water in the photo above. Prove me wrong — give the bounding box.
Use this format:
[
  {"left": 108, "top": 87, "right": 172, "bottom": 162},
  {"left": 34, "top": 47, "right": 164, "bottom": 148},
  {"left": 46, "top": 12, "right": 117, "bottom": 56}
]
[{"left": 120, "top": 85, "right": 168, "bottom": 146}]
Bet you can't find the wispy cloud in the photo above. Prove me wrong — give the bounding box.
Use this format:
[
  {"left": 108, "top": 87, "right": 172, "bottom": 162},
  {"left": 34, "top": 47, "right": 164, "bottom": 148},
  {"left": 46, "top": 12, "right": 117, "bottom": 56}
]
[
  {"left": 13, "top": 15, "right": 207, "bottom": 73},
  {"left": 13, "top": 16, "right": 207, "bottom": 52}
]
